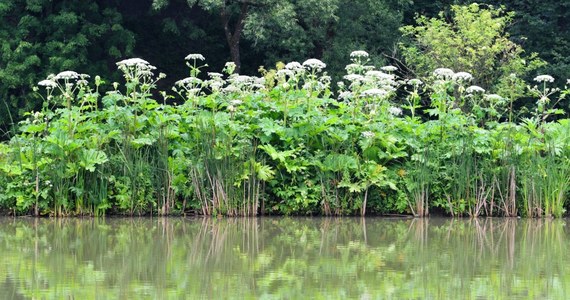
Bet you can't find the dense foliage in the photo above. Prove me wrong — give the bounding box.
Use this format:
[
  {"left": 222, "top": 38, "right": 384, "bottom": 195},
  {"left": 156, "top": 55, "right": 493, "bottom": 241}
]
[{"left": 0, "top": 51, "right": 568, "bottom": 217}]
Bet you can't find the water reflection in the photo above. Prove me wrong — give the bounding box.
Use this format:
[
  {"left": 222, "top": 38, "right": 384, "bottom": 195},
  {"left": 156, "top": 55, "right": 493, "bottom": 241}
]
[{"left": 0, "top": 217, "right": 567, "bottom": 299}]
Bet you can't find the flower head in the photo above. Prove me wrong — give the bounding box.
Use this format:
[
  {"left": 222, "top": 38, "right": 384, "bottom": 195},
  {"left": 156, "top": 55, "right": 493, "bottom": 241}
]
[
  {"left": 38, "top": 79, "right": 57, "bottom": 89},
  {"left": 388, "top": 106, "right": 402, "bottom": 116},
  {"left": 54, "top": 71, "right": 80, "bottom": 80},
  {"left": 361, "top": 131, "right": 375, "bottom": 139},
  {"left": 185, "top": 53, "right": 205, "bottom": 61},
  {"left": 285, "top": 61, "right": 303, "bottom": 71},
  {"left": 534, "top": 75, "right": 555, "bottom": 83},
  {"left": 433, "top": 68, "right": 455, "bottom": 79},
  {"left": 408, "top": 79, "right": 423, "bottom": 87},
  {"left": 361, "top": 88, "right": 388, "bottom": 98},
  {"left": 350, "top": 50, "right": 369, "bottom": 59},
  {"left": 485, "top": 94, "right": 503, "bottom": 102},
  {"left": 453, "top": 71, "right": 473, "bottom": 82},
  {"left": 302, "top": 58, "right": 326, "bottom": 71},
  {"left": 117, "top": 58, "right": 154, "bottom": 69},
  {"left": 466, "top": 85, "right": 485, "bottom": 94},
  {"left": 343, "top": 74, "right": 364, "bottom": 82},
  {"left": 176, "top": 77, "right": 203, "bottom": 87},
  {"left": 365, "top": 70, "right": 395, "bottom": 81},
  {"left": 381, "top": 65, "right": 398, "bottom": 72}
]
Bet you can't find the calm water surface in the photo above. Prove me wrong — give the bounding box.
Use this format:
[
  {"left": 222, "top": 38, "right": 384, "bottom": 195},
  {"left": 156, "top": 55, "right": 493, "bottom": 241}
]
[{"left": 0, "top": 217, "right": 567, "bottom": 299}]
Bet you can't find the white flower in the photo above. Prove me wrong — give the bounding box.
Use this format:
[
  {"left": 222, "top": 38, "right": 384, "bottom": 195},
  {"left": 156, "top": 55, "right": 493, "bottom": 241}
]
[
  {"left": 230, "top": 75, "right": 253, "bottom": 85},
  {"left": 485, "top": 94, "right": 503, "bottom": 102},
  {"left": 350, "top": 50, "right": 369, "bottom": 58},
  {"left": 453, "top": 71, "right": 473, "bottom": 82},
  {"left": 54, "top": 71, "right": 80, "bottom": 80},
  {"left": 38, "top": 79, "right": 57, "bottom": 88},
  {"left": 302, "top": 58, "right": 326, "bottom": 71},
  {"left": 230, "top": 99, "right": 243, "bottom": 106},
  {"left": 388, "top": 106, "right": 402, "bottom": 116},
  {"left": 276, "top": 69, "right": 295, "bottom": 78},
  {"left": 361, "top": 88, "right": 388, "bottom": 98},
  {"left": 433, "top": 68, "right": 455, "bottom": 79},
  {"left": 222, "top": 85, "right": 240, "bottom": 93},
  {"left": 338, "top": 91, "right": 353, "bottom": 100},
  {"left": 185, "top": 53, "right": 205, "bottom": 61},
  {"left": 343, "top": 74, "right": 364, "bottom": 82},
  {"left": 208, "top": 72, "right": 223, "bottom": 79},
  {"left": 567, "top": 79, "right": 570, "bottom": 85},
  {"left": 361, "top": 131, "right": 375, "bottom": 139},
  {"left": 534, "top": 75, "right": 555, "bottom": 83},
  {"left": 175, "top": 77, "right": 202, "bottom": 87},
  {"left": 381, "top": 65, "right": 398, "bottom": 72},
  {"left": 408, "top": 78, "right": 423, "bottom": 87},
  {"left": 345, "top": 63, "right": 361, "bottom": 74},
  {"left": 285, "top": 61, "right": 303, "bottom": 71},
  {"left": 466, "top": 85, "right": 485, "bottom": 94},
  {"left": 116, "top": 58, "right": 155, "bottom": 69},
  {"left": 365, "top": 70, "right": 395, "bottom": 80}
]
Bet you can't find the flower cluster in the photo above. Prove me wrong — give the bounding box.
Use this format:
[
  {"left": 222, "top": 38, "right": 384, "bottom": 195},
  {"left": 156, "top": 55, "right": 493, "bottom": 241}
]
[
  {"left": 302, "top": 59, "right": 326, "bottom": 72},
  {"left": 534, "top": 75, "right": 555, "bottom": 83},
  {"left": 433, "top": 68, "right": 455, "bottom": 79}
]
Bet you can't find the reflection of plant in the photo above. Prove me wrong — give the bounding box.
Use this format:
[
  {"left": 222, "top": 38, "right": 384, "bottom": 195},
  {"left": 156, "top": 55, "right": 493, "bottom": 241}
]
[{"left": 2, "top": 218, "right": 570, "bottom": 299}]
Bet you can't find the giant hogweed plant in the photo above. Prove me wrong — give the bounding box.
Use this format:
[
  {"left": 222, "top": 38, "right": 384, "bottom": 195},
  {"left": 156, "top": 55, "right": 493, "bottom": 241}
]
[{"left": 0, "top": 51, "right": 570, "bottom": 217}]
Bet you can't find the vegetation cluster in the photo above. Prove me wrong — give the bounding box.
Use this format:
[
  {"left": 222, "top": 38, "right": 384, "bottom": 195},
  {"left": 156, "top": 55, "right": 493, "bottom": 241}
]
[{"left": 1, "top": 48, "right": 569, "bottom": 217}]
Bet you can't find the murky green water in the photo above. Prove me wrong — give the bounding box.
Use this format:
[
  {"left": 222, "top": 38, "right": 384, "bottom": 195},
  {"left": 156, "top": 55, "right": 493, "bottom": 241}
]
[{"left": 0, "top": 217, "right": 567, "bottom": 299}]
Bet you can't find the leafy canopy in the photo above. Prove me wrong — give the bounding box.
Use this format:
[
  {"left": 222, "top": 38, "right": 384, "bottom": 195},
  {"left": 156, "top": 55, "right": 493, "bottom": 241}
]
[{"left": 400, "top": 3, "right": 545, "bottom": 92}]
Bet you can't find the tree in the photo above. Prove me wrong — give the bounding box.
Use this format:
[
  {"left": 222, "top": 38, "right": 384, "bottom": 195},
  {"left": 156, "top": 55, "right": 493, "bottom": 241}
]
[
  {"left": 466, "top": 0, "right": 570, "bottom": 84},
  {"left": 152, "top": 0, "right": 340, "bottom": 73},
  {"left": 0, "top": 0, "right": 135, "bottom": 131},
  {"left": 399, "top": 3, "right": 544, "bottom": 92}
]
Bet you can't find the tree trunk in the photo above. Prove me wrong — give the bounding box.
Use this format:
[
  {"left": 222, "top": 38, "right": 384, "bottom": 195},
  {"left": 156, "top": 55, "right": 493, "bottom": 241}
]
[{"left": 220, "top": 2, "right": 249, "bottom": 73}]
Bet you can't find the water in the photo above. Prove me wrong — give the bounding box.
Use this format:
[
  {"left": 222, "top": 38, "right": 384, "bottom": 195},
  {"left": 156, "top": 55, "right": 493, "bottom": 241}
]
[{"left": 0, "top": 217, "right": 567, "bottom": 299}]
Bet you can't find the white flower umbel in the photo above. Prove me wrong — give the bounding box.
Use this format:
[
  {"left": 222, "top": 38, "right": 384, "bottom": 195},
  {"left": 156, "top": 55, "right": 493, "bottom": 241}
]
[
  {"left": 38, "top": 79, "right": 57, "bottom": 89},
  {"left": 230, "top": 99, "right": 243, "bottom": 106},
  {"left": 350, "top": 50, "right": 369, "bottom": 59},
  {"left": 361, "top": 88, "right": 388, "bottom": 98},
  {"left": 453, "top": 71, "right": 473, "bottom": 82},
  {"left": 534, "top": 75, "right": 555, "bottom": 83},
  {"left": 208, "top": 72, "right": 223, "bottom": 79},
  {"left": 54, "top": 71, "right": 80, "bottom": 80},
  {"left": 485, "top": 94, "right": 503, "bottom": 102},
  {"left": 408, "top": 78, "right": 423, "bottom": 87},
  {"left": 433, "top": 68, "right": 455, "bottom": 80},
  {"left": 365, "top": 70, "right": 395, "bottom": 81},
  {"left": 116, "top": 58, "right": 157, "bottom": 82},
  {"left": 285, "top": 61, "right": 303, "bottom": 71},
  {"left": 361, "top": 131, "right": 375, "bottom": 139},
  {"left": 175, "top": 77, "right": 203, "bottom": 87},
  {"left": 185, "top": 53, "right": 205, "bottom": 61},
  {"left": 343, "top": 74, "right": 364, "bottom": 82},
  {"left": 381, "top": 65, "right": 398, "bottom": 72},
  {"left": 302, "top": 58, "right": 326, "bottom": 72},
  {"left": 116, "top": 58, "right": 155, "bottom": 70},
  {"left": 388, "top": 106, "right": 402, "bottom": 116},
  {"left": 466, "top": 85, "right": 485, "bottom": 94},
  {"left": 338, "top": 91, "right": 353, "bottom": 101}
]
